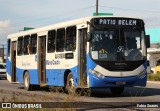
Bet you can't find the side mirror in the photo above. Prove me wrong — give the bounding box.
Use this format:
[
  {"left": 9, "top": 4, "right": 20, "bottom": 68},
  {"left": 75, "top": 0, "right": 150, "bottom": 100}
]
[{"left": 145, "top": 35, "right": 150, "bottom": 48}]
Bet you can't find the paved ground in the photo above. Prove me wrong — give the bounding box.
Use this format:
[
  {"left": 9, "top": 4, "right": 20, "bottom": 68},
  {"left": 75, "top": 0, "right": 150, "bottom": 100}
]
[{"left": 0, "top": 79, "right": 160, "bottom": 110}]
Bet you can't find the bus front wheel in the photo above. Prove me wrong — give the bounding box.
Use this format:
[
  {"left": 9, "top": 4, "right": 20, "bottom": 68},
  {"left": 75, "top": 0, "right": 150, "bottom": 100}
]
[
  {"left": 110, "top": 87, "right": 124, "bottom": 96},
  {"left": 24, "top": 71, "right": 32, "bottom": 91},
  {"left": 66, "top": 72, "right": 76, "bottom": 95}
]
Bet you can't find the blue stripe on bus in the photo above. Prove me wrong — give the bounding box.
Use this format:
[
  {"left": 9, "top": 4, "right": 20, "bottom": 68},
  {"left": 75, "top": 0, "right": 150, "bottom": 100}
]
[
  {"left": 6, "top": 58, "right": 11, "bottom": 76},
  {"left": 16, "top": 66, "right": 79, "bottom": 87},
  {"left": 7, "top": 58, "right": 79, "bottom": 87}
]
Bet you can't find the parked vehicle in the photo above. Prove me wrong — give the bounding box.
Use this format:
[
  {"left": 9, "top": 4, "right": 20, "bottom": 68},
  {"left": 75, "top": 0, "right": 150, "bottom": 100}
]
[
  {"left": 155, "top": 60, "right": 160, "bottom": 73},
  {"left": 0, "top": 63, "right": 6, "bottom": 79}
]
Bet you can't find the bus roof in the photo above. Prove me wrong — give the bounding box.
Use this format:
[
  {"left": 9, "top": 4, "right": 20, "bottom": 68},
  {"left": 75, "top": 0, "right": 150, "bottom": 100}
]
[{"left": 8, "top": 16, "right": 143, "bottom": 39}]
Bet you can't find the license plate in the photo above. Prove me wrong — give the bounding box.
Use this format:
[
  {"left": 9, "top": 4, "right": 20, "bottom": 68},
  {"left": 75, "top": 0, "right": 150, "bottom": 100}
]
[{"left": 116, "top": 81, "right": 126, "bottom": 85}]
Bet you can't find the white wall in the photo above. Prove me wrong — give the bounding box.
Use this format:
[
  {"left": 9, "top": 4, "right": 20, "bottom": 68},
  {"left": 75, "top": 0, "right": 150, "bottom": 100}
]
[{"left": 148, "top": 53, "right": 160, "bottom": 73}]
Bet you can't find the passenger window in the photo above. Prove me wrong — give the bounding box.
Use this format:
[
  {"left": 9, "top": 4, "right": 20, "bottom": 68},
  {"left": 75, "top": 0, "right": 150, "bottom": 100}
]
[
  {"left": 30, "top": 34, "right": 37, "bottom": 54},
  {"left": 48, "top": 30, "right": 56, "bottom": 53},
  {"left": 66, "top": 26, "right": 76, "bottom": 51},
  {"left": 17, "top": 37, "right": 23, "bottom": 56},
  {"left": 24, "top": 35, "right": 30, "bottom": 55},
  {"left": 56, "top": 28, "right": 65, "bottom": 52}
]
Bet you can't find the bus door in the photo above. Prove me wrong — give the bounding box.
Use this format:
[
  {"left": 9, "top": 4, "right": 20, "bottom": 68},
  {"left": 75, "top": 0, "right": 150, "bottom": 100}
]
[
  {"left": 10, "top": 41, "right": 16, "bottom": 82},
  {"left": 78, "top": 28, "right": 87, "bottom": 87},
  {"left": 38, "top": 36, "right": 46, "bottom": 85}
]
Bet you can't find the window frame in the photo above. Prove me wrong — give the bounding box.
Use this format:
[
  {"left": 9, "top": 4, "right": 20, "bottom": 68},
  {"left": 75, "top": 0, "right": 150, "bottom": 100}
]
[
  {"left": 17, "top": 36, "right": 24, "bottom": 56},
  {"left": 65, "top": 26, "right": 76, "bottom": 51},
  {"left": 47, "top": 30, "right": 56, "bottom": 53},
  {"left": 56, "top": 28, "right": 65, "bottom": 52},
  {"left": 23, "top": 35, "right": 30, "bottom": 55},
  {"left": 30, "top": 34, "right": 37, "bottom": 55}
]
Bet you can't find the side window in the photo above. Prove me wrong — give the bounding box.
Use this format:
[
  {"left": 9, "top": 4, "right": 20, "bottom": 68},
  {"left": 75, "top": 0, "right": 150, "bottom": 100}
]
[
  {"left": 48, "top": 30, "right": 56, "bottom": 53},
  {"left": 24, "top": 35, "right": 30, "bottom": 55},
  {"left": 66, "top": 26, "right": 76, "bottom": 51},
  {"left": 56, "top": 28, "right": 65, "bottom": 52},
  {"left": 30, "top": 34, "right": 37, "bottom": 54},
  {"left": 17, "top": 37, "right": 23, "bottom": 56},
  {"left": 7, "top": 39, "right": 10, "bottom": 57}
]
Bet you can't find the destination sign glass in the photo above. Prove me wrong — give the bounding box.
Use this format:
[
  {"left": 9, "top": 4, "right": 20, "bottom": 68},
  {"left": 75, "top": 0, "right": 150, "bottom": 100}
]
[{"left": 92, "top": 18, "right": 143, "bottom": 27}]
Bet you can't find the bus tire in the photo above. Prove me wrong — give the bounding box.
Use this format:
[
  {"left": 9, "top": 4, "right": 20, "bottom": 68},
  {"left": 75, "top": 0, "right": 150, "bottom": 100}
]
[
  {"left": 24, "top": 71, "right": 32, "bottom": 91},
  {"left": 66, "top": 72, "right": 76, "bottom": 95},
  {"left": 110, "top": 87, "right": 124, "bottom": 96}
]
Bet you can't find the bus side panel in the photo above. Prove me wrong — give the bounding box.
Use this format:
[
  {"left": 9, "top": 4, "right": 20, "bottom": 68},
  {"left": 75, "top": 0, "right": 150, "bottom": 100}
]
[
  {"left": 6, "top": 39, "right": 12, "bottom": 82},
  {"left": 16, "top": 67, "right": 24, "bottom": 83},
  {"left": 16, "top": 55, "right": 39, "bottom": 85},
  {"left": 29, "top": 69, "right": 39, "bottom": 85},
  {"left": 70, "top": 66, "right": 79, "bottom": 87},
  {"left": 16, "top": 68, "right": 39, "bottom": 85},
  {"left": 46, "top": 66, "right": 78, "bottom": 87},
  {"left": 6, "top": 58, "right": 12, "bottom": 81},
  {"left": 46, "top": 69, "right": 58, "bottom": 86},
  {"left": 86, "top": 54, "right": 97, "bottom": 87},
  {"left": 57, "top": 69, "right": 65, "bottom": 86}
]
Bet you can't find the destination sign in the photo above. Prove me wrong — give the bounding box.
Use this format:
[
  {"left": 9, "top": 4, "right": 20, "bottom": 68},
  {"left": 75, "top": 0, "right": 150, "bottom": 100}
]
[{"left": 92, "top": 18, "right": 143, "bottom": 27}]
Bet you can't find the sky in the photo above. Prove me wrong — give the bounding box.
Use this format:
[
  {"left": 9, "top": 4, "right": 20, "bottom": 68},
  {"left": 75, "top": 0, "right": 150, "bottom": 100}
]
[{"left": 0, "top": 0, "right": 160, "bottom": 45}]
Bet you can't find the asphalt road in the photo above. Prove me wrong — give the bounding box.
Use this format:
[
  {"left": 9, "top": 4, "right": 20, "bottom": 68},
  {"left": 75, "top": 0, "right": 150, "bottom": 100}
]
[{"left": 0, "top": 78, "right": 160, "bottom": 110}]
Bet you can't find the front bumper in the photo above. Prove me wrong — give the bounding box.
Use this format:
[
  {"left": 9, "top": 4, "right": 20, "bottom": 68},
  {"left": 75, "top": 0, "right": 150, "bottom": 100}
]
[
  {"left": 0, "top": 73, "right": 7, "bottom": 78},
  {"left": 89, "top": 74, "right": 147, "bottom": 88}
]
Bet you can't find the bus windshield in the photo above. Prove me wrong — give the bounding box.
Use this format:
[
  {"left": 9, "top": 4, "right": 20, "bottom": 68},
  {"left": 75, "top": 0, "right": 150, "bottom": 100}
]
[{"left": 90, "top": 29, "right": 145, "bottom": 61}]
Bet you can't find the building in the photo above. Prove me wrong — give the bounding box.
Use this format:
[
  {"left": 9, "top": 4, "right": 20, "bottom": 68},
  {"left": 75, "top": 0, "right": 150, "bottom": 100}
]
[{"left": 146, "top": 28, "right": 160, "bottom": 73}]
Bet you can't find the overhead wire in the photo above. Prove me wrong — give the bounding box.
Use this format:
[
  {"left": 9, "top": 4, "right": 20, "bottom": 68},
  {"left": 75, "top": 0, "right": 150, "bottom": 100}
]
[
  {"left": 1, "top": 5, "right": 160, "bottom": 29},
  {"left": 10, "top": 5, "right": 95, "bottom": 27},
  {"left": 99, "top": 5, "right": 160, "bottom": 14}
]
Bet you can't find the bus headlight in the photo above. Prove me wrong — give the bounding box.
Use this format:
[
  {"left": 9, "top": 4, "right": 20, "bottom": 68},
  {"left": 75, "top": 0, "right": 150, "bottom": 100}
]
[
  {"left": 89, "top": 69, "right": 105, "bottom": 78},
  {"left": 137, "top": 69, "right": 146, "bottom": 79}
]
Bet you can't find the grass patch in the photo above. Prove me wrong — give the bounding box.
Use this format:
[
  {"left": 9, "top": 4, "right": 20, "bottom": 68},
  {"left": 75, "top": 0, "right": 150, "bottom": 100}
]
[
  {"left": 0, "top": 88, "right": 79, "bottom": 110},
  {"left": 147, "top": 73, "right": 160, "bottom": 81}
]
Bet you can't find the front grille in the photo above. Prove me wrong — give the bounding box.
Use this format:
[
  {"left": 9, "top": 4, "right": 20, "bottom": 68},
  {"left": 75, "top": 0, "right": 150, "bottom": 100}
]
[
  {"left": 101, "top": 64, "right": 137, "bottom": 71},
  {"left": 95, "top": 60, "right": 145, "bottom": 71},
  {"left": 0, "top": 72, "right": 6, "bottom": 74}
]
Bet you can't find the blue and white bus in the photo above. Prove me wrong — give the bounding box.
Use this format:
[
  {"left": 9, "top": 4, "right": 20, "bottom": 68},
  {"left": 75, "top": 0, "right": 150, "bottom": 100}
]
[{"left": 6, "top": 16, "right": 150, "bottom": 95}]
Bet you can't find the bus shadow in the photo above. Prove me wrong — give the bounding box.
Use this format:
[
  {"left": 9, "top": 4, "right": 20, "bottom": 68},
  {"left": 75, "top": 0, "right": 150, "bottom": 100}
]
[
  {"left": 90, "top": 87, "right": 160, "bottom": 98},
  {"left": 17, "top": 86, "right": 160, "bottom": 98},
  {"left": 18, "top": 86, "right": 49, "bottom": 91}
]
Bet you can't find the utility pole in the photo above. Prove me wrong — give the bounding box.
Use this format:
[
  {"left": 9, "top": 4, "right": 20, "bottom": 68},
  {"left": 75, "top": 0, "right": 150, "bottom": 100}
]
[{"left": 96, "top": 0, "right": 99, "bottom": 15}]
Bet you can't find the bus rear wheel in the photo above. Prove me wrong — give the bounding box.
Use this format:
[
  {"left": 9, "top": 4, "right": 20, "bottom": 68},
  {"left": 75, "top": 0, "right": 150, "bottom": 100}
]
[
  {"left": 66, "top": 72, "right": 76, "bottom": 95},
  {"left": 24, "top": 71, "right": 32, "bottom": 91},
  {"left": 110, "top": 87, "right": 124, "bottom": 96}
]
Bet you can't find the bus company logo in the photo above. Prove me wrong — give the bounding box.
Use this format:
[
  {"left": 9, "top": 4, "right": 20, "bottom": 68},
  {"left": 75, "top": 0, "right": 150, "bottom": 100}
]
[
  {"left": 2, "top": 103, "right": 11, "bottom": 108},
  {"left": 22, "top": 62, "right": 31, "bottom": 66},
  {"left": 115, "top": 63, "right": 127, "bottom": 66},
  {"left": 46, "top": 60, "right": 60, "bottom": 65}
]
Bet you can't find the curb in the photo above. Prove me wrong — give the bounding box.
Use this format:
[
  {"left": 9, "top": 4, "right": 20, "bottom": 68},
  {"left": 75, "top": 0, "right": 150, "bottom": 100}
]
[{"left": 147, "top": 81, "right": 160, "bottom": 84}]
